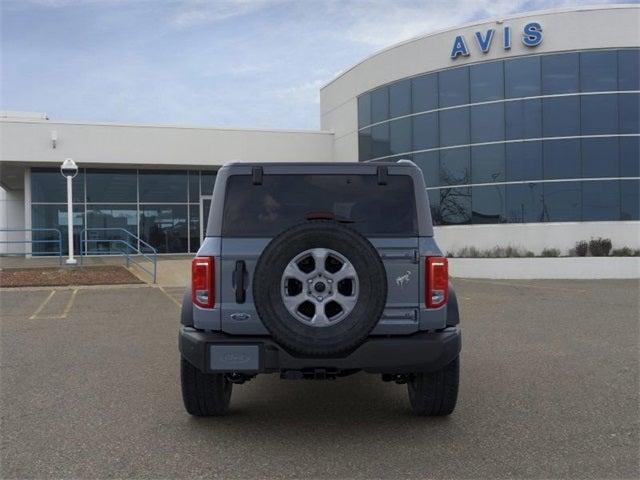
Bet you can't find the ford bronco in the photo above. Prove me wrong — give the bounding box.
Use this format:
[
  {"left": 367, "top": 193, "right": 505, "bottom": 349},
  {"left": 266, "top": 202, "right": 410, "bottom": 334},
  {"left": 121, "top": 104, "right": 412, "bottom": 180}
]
[{"left": 179, "top": 161, "right": 461, "bottom": 416}]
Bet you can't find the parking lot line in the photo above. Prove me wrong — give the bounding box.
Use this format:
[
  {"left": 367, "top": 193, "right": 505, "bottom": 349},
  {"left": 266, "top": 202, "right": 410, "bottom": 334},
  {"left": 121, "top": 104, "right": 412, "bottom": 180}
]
[
  {"left": 29, "top": 290, "right": 56, "bottom": 320},
  {"left": 158, "top": 286, "right": 182, "bottom": 308},
  {"left": 455, "top": 278, "right": 587, "bottom": 293},
  {"left": 29, "top": 288, "right": 79, "bottom": 320}
]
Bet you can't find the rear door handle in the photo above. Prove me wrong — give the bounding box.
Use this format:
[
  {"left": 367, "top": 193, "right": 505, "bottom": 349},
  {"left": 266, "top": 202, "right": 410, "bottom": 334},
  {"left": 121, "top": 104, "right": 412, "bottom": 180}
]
[{"left": 233, "top": 260, "right": 246, "bottom": 303}]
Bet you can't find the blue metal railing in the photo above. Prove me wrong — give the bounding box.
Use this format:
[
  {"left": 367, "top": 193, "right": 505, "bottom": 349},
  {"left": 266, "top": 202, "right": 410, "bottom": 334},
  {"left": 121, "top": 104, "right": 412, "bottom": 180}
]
[
  {"left": 79, "top": 228, "right": 158, "bottom": 283},
  {"left": 0, "top": 228, "right": 63, "bottom": 264}
]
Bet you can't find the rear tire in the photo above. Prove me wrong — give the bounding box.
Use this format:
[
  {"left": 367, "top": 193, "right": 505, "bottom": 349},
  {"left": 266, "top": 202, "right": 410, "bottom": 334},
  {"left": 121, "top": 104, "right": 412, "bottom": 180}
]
[
  {"left": 181, "top": 357, "right": 232, "bottom": 416},
  {"left": 407, "top": 356, "right": 459, "bottom": 416}
]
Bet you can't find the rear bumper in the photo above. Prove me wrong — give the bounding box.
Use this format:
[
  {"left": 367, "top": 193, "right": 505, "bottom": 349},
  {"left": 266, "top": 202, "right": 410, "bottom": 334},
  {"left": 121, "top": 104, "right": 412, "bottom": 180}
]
[{"left": 179, "top": 326, "right": 461, "bottom": 375}]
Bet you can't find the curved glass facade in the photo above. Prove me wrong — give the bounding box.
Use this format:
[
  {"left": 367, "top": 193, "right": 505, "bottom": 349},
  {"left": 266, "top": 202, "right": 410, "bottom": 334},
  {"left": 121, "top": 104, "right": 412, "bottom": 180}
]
[{"left": 357, "top": 49, "right": 640, "bottom": 225}]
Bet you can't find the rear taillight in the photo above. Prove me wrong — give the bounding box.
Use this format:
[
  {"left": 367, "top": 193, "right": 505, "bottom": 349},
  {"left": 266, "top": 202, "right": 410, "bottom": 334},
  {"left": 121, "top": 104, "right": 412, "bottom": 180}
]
[
  {"left": 426, "top": 256, "right": 448, "bottom": 308},
  {"left": 192, "top": 257, "right": 214, "bottom": 308}
]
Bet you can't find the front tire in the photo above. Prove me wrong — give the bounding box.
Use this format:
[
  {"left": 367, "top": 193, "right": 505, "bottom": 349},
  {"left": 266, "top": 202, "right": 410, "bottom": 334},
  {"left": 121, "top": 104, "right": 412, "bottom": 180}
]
[
  {"left": 407, "top": 357, "right": 459, "bottom": 416},
  {"left": 181, "top": 357, "right": 233, "bottom": 416}
]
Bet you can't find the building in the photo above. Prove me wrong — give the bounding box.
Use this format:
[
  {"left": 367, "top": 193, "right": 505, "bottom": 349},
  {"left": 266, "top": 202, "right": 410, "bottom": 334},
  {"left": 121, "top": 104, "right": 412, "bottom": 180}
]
[{"left": 1, "top": 5, "right": 638, "bottom": 257}]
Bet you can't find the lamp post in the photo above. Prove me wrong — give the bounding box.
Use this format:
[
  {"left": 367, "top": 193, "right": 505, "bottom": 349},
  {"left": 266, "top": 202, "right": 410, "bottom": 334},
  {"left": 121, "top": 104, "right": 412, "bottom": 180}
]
[{"left": 60, "top": 158, "right": 78, "bottom": 265}]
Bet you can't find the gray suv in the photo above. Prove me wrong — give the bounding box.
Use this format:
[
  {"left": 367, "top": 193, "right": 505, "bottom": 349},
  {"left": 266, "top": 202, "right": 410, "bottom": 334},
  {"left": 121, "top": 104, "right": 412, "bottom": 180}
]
[{"left": 179, "top": 161, "right": 461, "bottom": 416}]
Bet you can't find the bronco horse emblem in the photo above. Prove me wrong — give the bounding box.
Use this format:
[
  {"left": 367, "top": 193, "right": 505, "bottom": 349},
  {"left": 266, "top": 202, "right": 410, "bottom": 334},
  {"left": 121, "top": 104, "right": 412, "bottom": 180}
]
[{"left": 396, "top": 270, "right": 412, "bottom": 287}]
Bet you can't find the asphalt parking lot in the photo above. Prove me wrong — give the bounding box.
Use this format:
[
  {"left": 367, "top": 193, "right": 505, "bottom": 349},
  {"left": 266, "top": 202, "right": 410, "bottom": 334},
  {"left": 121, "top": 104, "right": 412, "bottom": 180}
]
[{"left": 1, "top": 279, "right": 638, "bottom": 479}]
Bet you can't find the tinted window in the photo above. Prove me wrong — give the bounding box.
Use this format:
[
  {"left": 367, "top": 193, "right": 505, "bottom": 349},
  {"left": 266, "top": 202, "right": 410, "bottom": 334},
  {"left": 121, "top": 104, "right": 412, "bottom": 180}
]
[
  {"left": 543, "top": 139, "right": 581, "bottom": 180},
  {"left": 189, "top": 204, "right": 200, "bottom": 251},
  {"left": 472, "top": 185, "right": 505, "bottom": 224},
  {"left": 358, "top": 129, "right": 372, "bottom": 161},
  {"left": 582, "top": 137, "right": 619, "bottom": 178},
  {"left": 581, "top": 94, "right": 618, "bottom": 135},
  {"left": 470, "top": 61, "right": 504, "bottom": 102},
  {"left": 86, "top": 205, "right": 138, "bottom": 254},
  {"left": 618, "top": 49, "right": 640, "bottom": 90},
  {"left": 471, "top": 144, "right": 505, "bottom": 183},
  {"left": 201, "top": 171, "right": 217, "bottom": 196},
  {"left": 470, "top": 103, "right": 504, "bottom": 143},
  {"left": 440, "top": 147, "right": 470, "bottom": 186},
  {"left": 86, "top": 169, "right": 136, "bottom": 203},
  {"left": 389, "top": 118, "right": 412, "bottom": 155},
  {"left": 139, "top": 205, "right": 188, "bottom": 253},
  {"left": 31, "top": 204, "right": 84, "bottom": 255},
  {"left": 389, "top": 79, "right": 411, "bottom": 118},
  {"left": 621, "top": 180, "right": 640, "bottom": 220},
  {"left": 412, "top": 112, "right": 438, "bottom": 151},
  {"left": 31, "top": 168, "right": 85, "bottom": 203},
  {"left": 543, "top": 182, "right": 581, "bottom": 222},
  {"left": 542, "top": 53, "right": 579, "bottom": 94},
  {"left": 439, "top": 67, "right": 469, "bottom": 107},
  {"left": 506, "top": 183, "right": 543, "bottom": 223},
  {"left": 412, "top": 73, "right": 438, "bottom": 112},
  {"left": 188, "top": 171, "right": 200, "bottom": 202},
  {"left": 580, "top": 51, "right": 617, "bottom": 92},
  {"left": 620, "top": 136, "right": 640, "bottom": 177},
  {"left": 439, "top": 187, "right": 471, "bottom": 225},
  {"left": 505, "top": 99, "right": 542, "bottom": 140},
  {"left": 619, "top": 93, "right": 639, "bottom": 134},
  {"left": 358, "top": 94, "right": 371, "bottom": 128},
  {"left": 439, "top": 108, "right": 469, "bottom": 147},
  {"left": 543, "top": 97, "right": 580, "bottom": 137},
  {"left": 506, "top": 141, "right": 543, "bottom": 182},
  {"left": 370, "top": 87, "right": 389, "bottom": 123},
  {"left": 505, "top": 56, "right": 541, "bottom": 98},
  {"left": 582, "top": 181, "right": 620, "bottom": 221},
  {"left": 222, "top": 174, "right": 417, "bottom": 236},
  {"left": 371, "top": 123, "right": 390, "bottom": 158},
  {"left": 413, "top": 151, "right": 439, "bottom": 188},
  {"left": 139, "top": 170, "right": 187, "bottom": 203}
]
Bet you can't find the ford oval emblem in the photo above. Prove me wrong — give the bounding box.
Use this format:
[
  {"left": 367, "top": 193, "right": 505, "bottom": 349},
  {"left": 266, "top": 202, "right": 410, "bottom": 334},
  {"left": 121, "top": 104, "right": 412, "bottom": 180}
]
[{"left": 230, "top": 312, "right": 251, "bottom": 321}]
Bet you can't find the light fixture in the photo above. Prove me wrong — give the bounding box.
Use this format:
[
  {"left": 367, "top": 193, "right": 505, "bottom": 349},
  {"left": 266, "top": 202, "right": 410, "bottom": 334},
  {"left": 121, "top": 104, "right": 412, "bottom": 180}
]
[{"left": 51, "top": 130, "right": 58, "bottom": 149}]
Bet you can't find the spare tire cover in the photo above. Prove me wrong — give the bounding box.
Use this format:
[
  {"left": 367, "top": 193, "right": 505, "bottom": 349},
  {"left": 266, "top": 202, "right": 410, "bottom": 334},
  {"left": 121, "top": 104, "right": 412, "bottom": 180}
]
[{"left": 253, "top": 221, "right": 387, "bottom": 357}]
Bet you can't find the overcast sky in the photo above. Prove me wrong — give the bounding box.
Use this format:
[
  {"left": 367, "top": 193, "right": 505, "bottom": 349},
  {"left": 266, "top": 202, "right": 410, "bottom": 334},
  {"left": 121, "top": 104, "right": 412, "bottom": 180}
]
[{"left": 0, "top": 0, "right": 630, "bottom": 129}]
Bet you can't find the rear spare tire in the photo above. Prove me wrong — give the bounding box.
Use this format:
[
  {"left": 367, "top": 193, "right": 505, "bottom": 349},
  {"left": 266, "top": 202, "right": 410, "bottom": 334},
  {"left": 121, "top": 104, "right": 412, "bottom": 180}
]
[{"left": 253, "top": 221, "right": 387, "bottom": 357}]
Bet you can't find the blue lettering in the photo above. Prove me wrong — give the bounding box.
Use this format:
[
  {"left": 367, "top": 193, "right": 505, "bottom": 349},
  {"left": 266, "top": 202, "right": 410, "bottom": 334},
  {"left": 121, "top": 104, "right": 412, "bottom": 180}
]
[
  {"left": 475, "top": 29, "right": 495, "bottom": 53},
  {"left": 522, "top": 22, "right": 543, "bottom": 47},
  {"left": 450, "top": 35, "right": 470, "bottom": 59},
  {"left": 503, "top": 26, "right": 511, "bottom": 50}
]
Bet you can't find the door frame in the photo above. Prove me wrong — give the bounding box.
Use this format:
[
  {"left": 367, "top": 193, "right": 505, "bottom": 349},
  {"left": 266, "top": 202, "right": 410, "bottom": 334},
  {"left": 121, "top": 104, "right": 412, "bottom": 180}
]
[{"left": 199, "top": 195, "right": 212, "bottom": 243}]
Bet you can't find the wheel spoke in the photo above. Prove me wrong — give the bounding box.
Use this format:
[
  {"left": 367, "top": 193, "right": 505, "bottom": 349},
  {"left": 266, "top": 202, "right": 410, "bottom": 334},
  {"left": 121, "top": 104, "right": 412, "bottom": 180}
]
[
  {"left": 311, "top": 248, "right": 329, "bottom": 273},
  {"left": 282, "top": 292, "right": 306, "bottom": 312},
  {"left": 333, "top": 292, "right": 357, "bottom": 312},
  {"left": 310, "top": 308, "right": 331, "bottom": 326},
  {"left": 283, "top": 263, "right": 307, "bottom": 282},
  {"left": 333, "top": 263, "right": 357, "bottom": 282}
]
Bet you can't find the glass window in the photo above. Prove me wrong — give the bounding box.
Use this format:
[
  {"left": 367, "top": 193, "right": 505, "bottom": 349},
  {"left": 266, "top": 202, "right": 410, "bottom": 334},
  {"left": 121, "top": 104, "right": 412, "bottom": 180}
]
[
  {"left": 358, "top": 129, "right": 373, "bottom": 161},
  {"left": 412, "top": 73, "right": 438, "bottom": 113},
  {"left": 86, "top": 205, "right": 138, "bottom": 254},
  {"left": 189, "top": 204, "right": 200, "bottom": 252},
  {"left": 582, "top": 137, "right": 619, "bottom": 178},
  {"left": 581, "top": 94, "right": 618, "bottom": 135},
  {"left": 200, "top": 170, "right": 217, "bottom": 196},
  {"left": 621, "top": 179, "right": 640, "bottom": 220},
  {"left": 440, "top": 147, "right": 470, "bottom": 186},
  {"left": 439, "top": 187, "right": 471, "bottom": 225},
  {"left": 371, "top": 123, "right": 390, "bottom": 158},
  {"left": 439, "top": 67, "right": 469, "bottom": 108},
  {"left": 471, "top": 144, "right": 505, "bottom": 184},
  {"left": 222, "top": 174, "right": 418, "bottom": 237},
  {"left": 470, "top": 61, "right": 504, "bottom": 102},
  {"left": 542, "top": 97, "right": 580, "bottom": 137},
  {"left": 543, "top": 182, "right": 581, "bottom": 222},
  {"left": 413, "top": 151, "right": 439, "bottom": 188},
  {"left": 582, "top": 180, "right": 620, "bottom": 221},
  {"left": 139, "top": 205, "right": 188, "bottom": 253},
  {"left": 86, "top": 169, "right": 136, "bottom": 203},
  {"left": 439, "top": 108, "right": 469, "bottom": 147},
  {"left": 370, "top": 87, "right": 389, "bottom": 123},
  {"left": 472, "top": 185, "right": 505, "bottom": 224},
  {"left": 580, "top": 51, "right": 617, "bottom": 92},
  {"left": 389, "top": 79, "right": 411, "bottom": 118},
  {"left": 543, "top": 139, "right": 581, "bottom": 180},
  {"left": 618, "top": 49, "right": 640, "bottom": 91},
  {"left": 619, "top": 93, "right": 639, "bottom": 134},
  {"left": 505, "top": 99, "right": 542, "bottom": 140},
  {"left": 31, "top": 168, "right": 84, "bottom": 203},
  {"left": 470, "top": 103, "right": 504, "bottom": 143},
  {"left": 427, "top": 189, "right": 441, "bottom": 225},
  {"left": 139, "top": 170, "right": 187, "bottom": 203},
  {"left": 389, "top": 117, "right": 412, "bottom": 155},
  {"left": 620, "top": 136, "right": 640, "bottom": 177},
  {"left": 188, "top": 171, "right": 200, "bottom": 202},
  {"left": 505, "top": 56, "right": 541, "bottom": 98},
  {"left": 358, "top": 94, "right": 371, "bottom": 128},
  {"left": 506, "top": 183, "right": 543, "bottom": 223},
  {"left": 31, "top": 204, "right": 84, "bottom": 255},
  {"left": 412, "top": 112, "right": 438, "bottom": 151},
  {"left": 542, "top": 52, "right": 579, "bottom": 94},
  {"left": 506, "top": 141, "right": 543, "bottom": 182}
]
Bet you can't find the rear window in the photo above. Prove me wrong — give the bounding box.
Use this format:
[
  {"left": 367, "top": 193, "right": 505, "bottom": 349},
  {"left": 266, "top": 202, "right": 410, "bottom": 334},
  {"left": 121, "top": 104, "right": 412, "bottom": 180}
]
[{"left": 221, "top": 174, "right": 417, "bottom": 237}]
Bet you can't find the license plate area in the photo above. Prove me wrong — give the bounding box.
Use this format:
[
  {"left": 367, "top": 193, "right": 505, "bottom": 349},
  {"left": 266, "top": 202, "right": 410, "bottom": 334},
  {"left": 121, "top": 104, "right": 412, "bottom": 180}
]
[{"left": 209, "top": 344, "right": 261, "bottom": 372}]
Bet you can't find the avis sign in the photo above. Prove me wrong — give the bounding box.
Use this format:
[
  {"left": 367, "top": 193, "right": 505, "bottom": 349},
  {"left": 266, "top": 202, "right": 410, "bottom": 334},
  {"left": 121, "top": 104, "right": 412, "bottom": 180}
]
[{"left": 450, "top": 22, "right": 543, "bottom": 59}]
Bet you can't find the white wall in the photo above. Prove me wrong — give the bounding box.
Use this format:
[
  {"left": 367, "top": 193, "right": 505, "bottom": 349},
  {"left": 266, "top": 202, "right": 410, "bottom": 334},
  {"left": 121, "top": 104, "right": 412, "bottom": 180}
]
[
  {"left": 0, "top": 186, "right": 26, "bottom": 254},
  {"left": 435, "top": 221, "right": 640, "bottom": 256}
]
